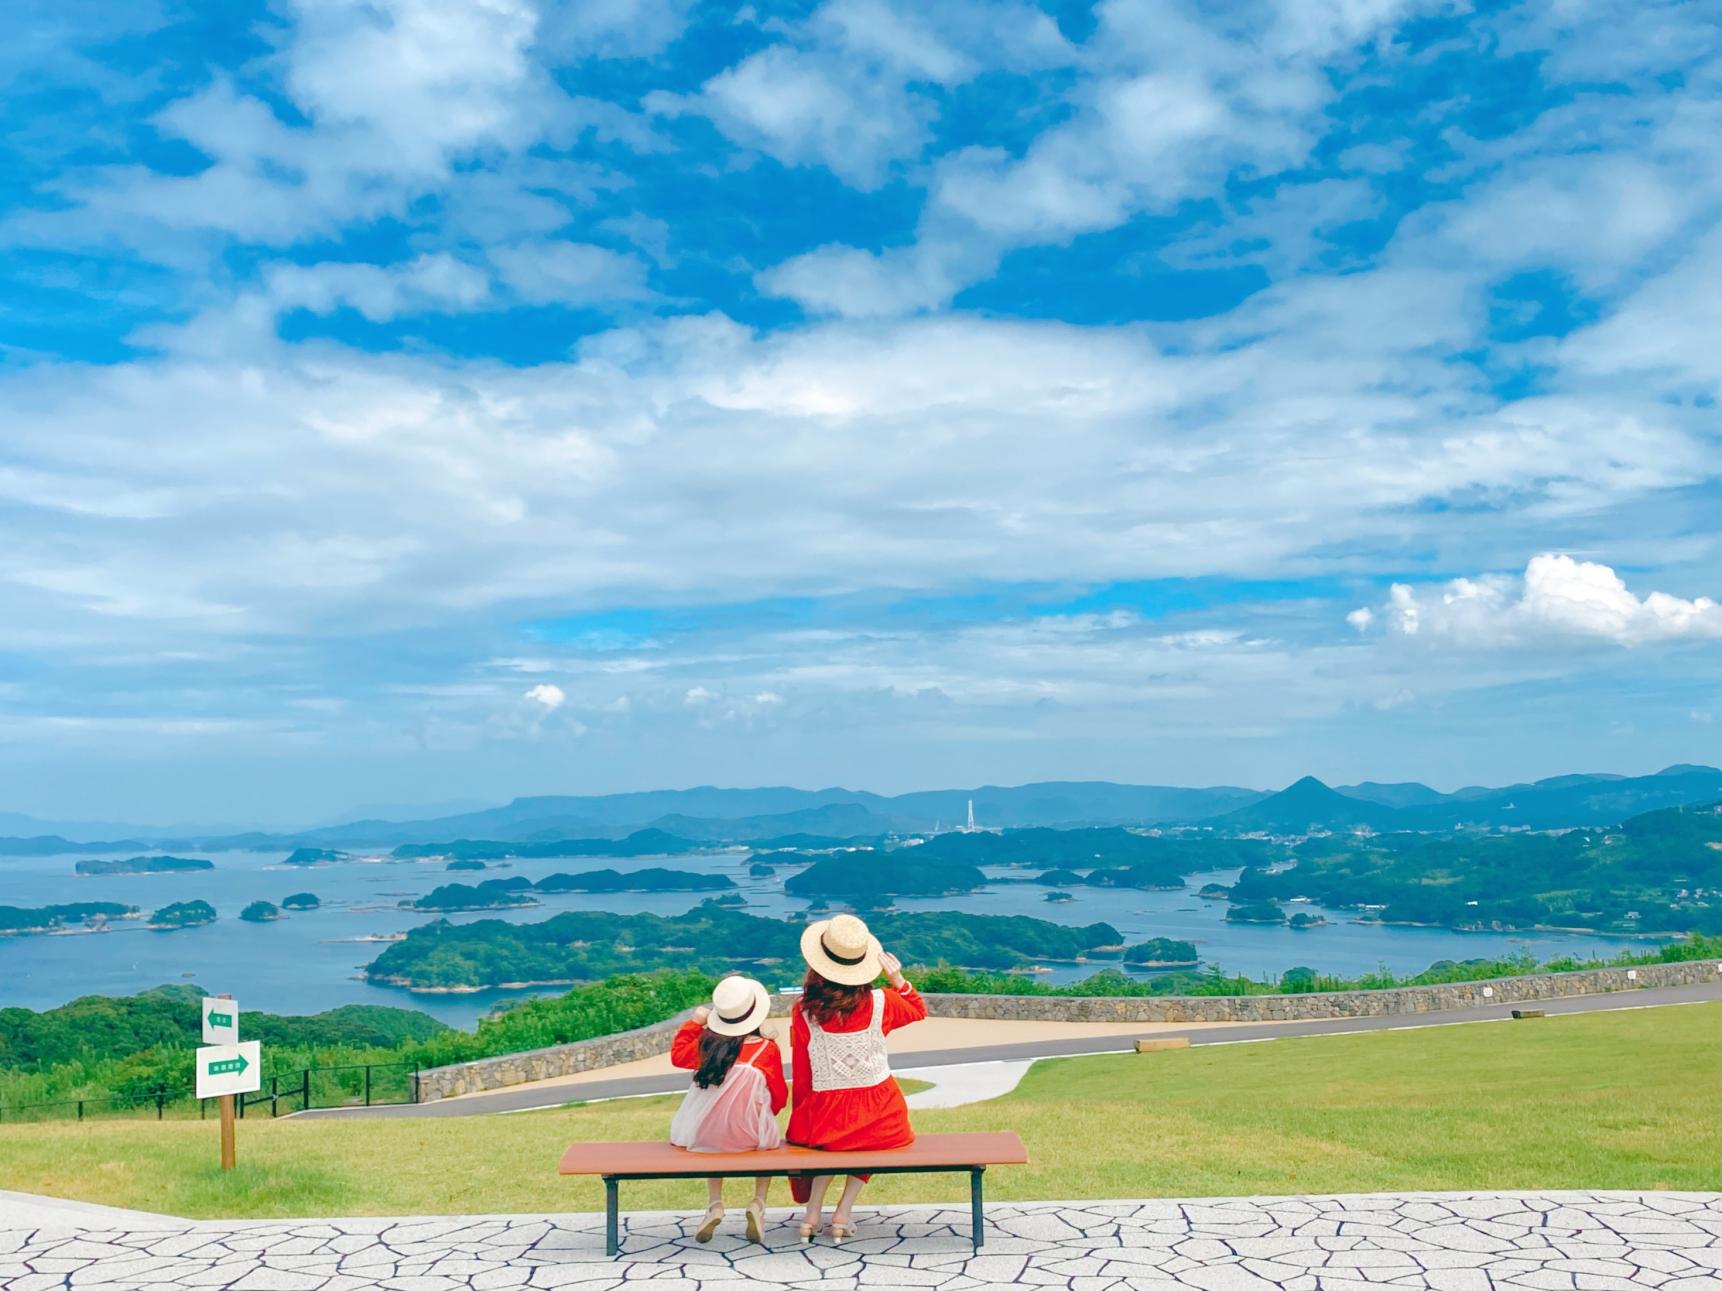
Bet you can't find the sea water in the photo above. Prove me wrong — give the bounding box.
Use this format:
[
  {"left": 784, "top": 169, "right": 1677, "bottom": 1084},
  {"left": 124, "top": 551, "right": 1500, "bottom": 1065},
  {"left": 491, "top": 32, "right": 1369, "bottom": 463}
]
[{"left": 0, "top": 848, "right": 1663, "bottom": 1026}]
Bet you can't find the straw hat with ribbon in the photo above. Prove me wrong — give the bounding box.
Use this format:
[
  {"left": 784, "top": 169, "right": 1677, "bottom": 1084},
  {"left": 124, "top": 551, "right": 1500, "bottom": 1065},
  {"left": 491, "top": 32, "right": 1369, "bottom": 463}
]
[
  {"left": 705, "top": 974, "right": 772, "bottom": 1037},
  {"left": 799, "top": 912, "right": 883, "bottom": 986}
]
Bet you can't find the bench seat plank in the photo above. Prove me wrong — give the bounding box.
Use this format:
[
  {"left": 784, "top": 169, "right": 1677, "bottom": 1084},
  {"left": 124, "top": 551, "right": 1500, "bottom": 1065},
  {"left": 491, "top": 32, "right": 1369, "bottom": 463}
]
[
  {"left": 560, "top": 1132, "right": 1028, "bottom": 1256},
  {"left": 559, "top": 1131, "right": 1027, "bottom": 1178}
]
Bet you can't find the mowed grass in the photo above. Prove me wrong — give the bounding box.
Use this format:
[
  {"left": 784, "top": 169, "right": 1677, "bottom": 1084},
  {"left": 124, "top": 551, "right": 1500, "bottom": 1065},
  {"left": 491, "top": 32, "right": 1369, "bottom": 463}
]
[{"left": 2, "top": 1003, "right": 1718, "bottom": 1219}]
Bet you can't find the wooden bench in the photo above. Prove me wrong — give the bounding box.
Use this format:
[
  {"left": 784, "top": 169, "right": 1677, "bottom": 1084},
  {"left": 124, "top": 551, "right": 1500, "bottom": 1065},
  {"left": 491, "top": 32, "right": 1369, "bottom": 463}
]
[{"left": 559, "top": 1131, "right": 1029, "bottom": 1254}]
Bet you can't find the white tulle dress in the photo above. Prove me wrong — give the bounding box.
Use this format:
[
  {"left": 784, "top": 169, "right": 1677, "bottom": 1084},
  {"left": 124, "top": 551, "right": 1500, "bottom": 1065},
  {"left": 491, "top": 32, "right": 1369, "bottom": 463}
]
[{"left": 669, "top": 1042, "right": 785, "bottom": 1154}]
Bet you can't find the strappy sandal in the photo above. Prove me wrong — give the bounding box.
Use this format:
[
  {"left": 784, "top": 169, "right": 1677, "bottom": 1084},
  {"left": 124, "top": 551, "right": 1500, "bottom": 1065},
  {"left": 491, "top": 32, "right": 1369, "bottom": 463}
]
[
  {"left": 829, "top": 1219, "right": 857, "bottom": 1244},
  {"left": 797, "top": 1218, "right": 822, "bottom": 1244},
  {"left": 695, "top": 1203, "right": 724, "bottom": 1243},
  {"left": 745, "top": 1199, "right": 767, "bottom": 1244}
]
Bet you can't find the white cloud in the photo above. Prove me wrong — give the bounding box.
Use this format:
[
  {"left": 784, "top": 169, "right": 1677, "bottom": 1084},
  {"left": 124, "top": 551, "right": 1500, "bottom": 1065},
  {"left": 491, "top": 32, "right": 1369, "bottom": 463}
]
[
  {"left": 661, "top": 0, "right": 1071, "bottom": 190},
  {"left": 537, "top": 0, "right": 694, "bottom": 60},
  {"left": 266, "top": 254, "right": 491, "bottom": 322},
  {"left": 489, "top": 241, "right": 651, "bottom": 305},
  {"left": 523, "top": 683, "right": 566, "bottom": 709},
  {"left": 683, "top": 685, "right": 714, "bottom": 705},
  {"left": 1361, "top": 556, "right": 1722, "bottom": 647},
  {"left": 756, "top": 242, "right": 982, "bottom": 317}
]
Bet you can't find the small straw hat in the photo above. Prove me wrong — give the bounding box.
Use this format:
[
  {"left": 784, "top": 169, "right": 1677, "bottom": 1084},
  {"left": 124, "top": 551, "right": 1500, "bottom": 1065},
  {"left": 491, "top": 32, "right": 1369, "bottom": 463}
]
[
  {"left": 799, "top": 913, "right": 883, "bottom": 987},
  {"left": 706, "top": 975, "right": 772, "bottom": 1037}
]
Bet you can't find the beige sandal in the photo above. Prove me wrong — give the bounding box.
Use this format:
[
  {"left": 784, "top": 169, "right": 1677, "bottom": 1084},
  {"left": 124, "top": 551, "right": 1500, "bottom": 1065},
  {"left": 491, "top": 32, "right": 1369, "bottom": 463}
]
[
  {"left": 745, "top": 1200, "right": 766, "bottom": 1244},
  {"left": 797, "top": 1218, "right": 822, "bottom": 1243},
  {"left": 695, "top": 1203, "right": 724, "bottom": 1243},
  {"left": 829, "top": 1219, "right": 857, "bottom": 1244}
]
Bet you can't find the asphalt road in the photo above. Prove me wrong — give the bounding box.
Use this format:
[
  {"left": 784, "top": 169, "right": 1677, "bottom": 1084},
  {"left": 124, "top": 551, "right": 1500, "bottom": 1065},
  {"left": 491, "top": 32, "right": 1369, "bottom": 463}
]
[{"left": 294, "top": 977, "right": 1722, "bottom": 1120}]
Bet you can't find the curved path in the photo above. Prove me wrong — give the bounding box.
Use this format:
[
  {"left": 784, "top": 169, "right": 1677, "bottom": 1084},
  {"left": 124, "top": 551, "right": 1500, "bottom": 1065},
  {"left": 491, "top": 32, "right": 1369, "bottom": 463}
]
[
  {"left": 5, "top": 1192, "right": 1720, "bottom": 1288},
  {"left": 297, "top": 978, "right": 1722, "bottom": 1120}
]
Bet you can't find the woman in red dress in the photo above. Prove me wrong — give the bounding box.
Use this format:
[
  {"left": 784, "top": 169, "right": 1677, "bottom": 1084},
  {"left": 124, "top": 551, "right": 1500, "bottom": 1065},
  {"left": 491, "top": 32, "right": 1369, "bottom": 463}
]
[{"left": 787, "top": 912, "right": 927, "bottom": 1242}]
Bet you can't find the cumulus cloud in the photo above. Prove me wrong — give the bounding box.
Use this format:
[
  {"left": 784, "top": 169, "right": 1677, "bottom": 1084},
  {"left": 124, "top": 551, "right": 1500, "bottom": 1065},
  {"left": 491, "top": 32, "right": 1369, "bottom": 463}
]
[
  {"left": 523, "top": 683, "right": 566, "bottom": 709},
  {"left": 1359, "top": 556, "right": 1722, "bottom": 647}
]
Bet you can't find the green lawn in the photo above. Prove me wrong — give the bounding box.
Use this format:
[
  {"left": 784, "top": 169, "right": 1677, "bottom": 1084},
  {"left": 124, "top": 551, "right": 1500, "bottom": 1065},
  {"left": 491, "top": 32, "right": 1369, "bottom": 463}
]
[{"left": 3, "top": 1003, "right": 1718, "bottom": 1219}]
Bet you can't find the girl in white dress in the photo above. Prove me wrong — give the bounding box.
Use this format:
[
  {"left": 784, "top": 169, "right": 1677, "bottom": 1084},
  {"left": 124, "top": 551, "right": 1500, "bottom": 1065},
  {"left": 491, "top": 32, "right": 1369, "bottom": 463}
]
[{"left": 668, "top": 976, "right": 787, "bottom": 1243}]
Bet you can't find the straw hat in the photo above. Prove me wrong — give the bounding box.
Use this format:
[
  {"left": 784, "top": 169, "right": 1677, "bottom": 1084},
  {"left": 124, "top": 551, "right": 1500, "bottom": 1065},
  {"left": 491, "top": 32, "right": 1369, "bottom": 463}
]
[
  {"left": 706, "top": 975, "right": 772, "bottom": 1037},
  {"left": 800, "top": 913, "right": 883, "bottom": 986}
]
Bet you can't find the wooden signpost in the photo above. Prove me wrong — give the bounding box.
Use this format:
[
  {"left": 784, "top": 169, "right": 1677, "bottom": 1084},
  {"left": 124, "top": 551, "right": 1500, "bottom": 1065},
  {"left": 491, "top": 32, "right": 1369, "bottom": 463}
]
[{"left": 197, "top": 994, "right": 259, "bottom": 1170}]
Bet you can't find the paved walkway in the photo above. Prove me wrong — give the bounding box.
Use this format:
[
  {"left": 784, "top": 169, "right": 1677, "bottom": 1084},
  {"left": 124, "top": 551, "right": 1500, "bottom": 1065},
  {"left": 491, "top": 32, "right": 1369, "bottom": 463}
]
[{"left": 4, "top": 1192, "right": 1721, "bottom": 1288}]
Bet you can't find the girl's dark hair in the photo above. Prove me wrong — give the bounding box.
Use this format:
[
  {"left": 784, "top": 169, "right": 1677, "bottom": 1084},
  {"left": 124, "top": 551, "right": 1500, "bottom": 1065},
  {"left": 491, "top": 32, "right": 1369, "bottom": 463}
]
[
  {"left": 801, "top": 969, "right": 870, "bottom": 1026},
  {"left": 694, "top": 1025, "right": 761, "bottom": 1089}
]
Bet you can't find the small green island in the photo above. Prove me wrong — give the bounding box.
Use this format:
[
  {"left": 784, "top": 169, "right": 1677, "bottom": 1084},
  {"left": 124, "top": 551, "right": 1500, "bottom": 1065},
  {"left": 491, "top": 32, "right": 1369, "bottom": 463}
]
[
  {"left": 783, "top": 853, "right": 986, "bottom": 897},
  {"left": 75, "top": 855, "right": 213, "bottom": 876},
  {"left": 1122, "top": 937, "right": 1200, "bottom": 967},
  {"left": 0, "top": 902, "right": 139, "bottom": 935},
  {"left": 403, "top": 879, "right": 539, "bottom": 913},
  {"left": 748, "top": 862, "right": 776, "bottom": 877},
  {"left": 149, "top": 900, "right": 217, "bottom": 930},
  {"left": 1289, "top": 911, "right": 1327, "bottom": 928},
  {"left": 1227, "top": 900, "right": 1289, "bottom": 924},
  {"left": 1044, "top": 890, "right": 1075, "bottom": 903},
  {"left": 533, "top": 867, "right": 735, "bottom": 894},
  {"left": 284, "top": 847, "right": 349, "bottom": 866},
  {"left": 281, "top": 892, "right": 320, "bottom": 910},
  {"left": 239, "top": 900, "right": 281, "bottom": 922},
  {"left": 447, "top": 859, "right": 488, "bottom": 871}
]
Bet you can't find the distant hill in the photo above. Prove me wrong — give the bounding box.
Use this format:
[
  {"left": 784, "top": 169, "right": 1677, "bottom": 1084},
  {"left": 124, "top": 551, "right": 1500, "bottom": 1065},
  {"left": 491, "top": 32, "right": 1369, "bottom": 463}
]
[
  {"left": 1335, "top": 781, "right": 1447, "bottom": 808},
  {"left": 1212, "top": 777, "right": 1403, "bottom": 833},
  {"left": 1212, "top": 766, "right": 1722, "bottom": 834},
  {"left": 13, "top": 765, "right": 1722, "bottom": 853}
]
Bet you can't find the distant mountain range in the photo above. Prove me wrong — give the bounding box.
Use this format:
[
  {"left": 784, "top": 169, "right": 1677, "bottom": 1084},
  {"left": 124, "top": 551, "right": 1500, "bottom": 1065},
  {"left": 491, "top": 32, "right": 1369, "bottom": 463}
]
[{"left": 3, "top": 765, "right": 1720, "bottom": 853}]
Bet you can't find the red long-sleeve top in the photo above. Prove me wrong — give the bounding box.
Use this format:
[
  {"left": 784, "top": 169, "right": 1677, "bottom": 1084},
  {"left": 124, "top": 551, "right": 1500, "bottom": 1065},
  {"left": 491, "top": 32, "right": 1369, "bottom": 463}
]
[
  {"left": 670, "top": 1020, "right": 788, "bottom": 1114},
  {"left": 787, "top": 982, "right": 926, "bottom": 1151}
]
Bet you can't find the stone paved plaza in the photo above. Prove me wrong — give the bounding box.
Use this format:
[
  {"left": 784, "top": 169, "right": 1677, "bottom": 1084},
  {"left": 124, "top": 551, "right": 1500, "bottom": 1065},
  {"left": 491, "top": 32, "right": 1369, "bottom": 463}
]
[{"left": 3, "top": 1192, "right": 1721, "bottom": 1289}]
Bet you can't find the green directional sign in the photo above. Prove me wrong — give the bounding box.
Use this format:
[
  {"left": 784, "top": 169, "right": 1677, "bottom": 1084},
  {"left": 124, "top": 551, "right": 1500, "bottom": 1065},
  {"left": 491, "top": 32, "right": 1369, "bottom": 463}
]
[
  {"left": 202, "top": 996, "right": 241, "bottom": 1044},
  {"left": 206, "top": 1052, "right": 248, "bottom": 1077},
  {"left": 195, "top": 1041, "right": 261, "bottom": 1099}
]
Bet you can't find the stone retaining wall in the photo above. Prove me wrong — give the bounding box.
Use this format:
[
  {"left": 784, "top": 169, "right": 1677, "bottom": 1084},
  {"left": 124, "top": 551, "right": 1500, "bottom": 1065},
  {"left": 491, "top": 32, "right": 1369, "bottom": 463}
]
[
  {"left": 414, "top": 959, "right": 1722, "bottom": 1101},
  {"left": 920, "top": 958, "right": 1722, "bottom": 1023},
  {"left": 414, "top": 996, "right": 799, "bottom": 1102}
]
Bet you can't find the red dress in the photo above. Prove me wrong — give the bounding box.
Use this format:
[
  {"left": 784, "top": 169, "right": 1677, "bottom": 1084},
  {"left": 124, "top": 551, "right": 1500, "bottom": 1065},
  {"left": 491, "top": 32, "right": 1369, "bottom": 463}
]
[
  {"left": 787, "top": 983, "right": 926, "bottom": 1197},
  {"left": 669, "top": 1021, "right": 789, "bottom": 1116}
]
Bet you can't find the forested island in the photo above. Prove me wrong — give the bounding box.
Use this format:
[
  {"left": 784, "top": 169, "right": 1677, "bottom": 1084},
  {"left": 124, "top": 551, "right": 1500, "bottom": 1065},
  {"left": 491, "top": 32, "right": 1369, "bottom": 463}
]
[
  {"left": 534, "top": 867, "right": 735, "bottom": 894},
  {"left": 281, "top": 892, "right": 320, "bottom": 910},
  {"left": 240, "top": 900, "right": 281, "bottom": 922},
  {"left": 0, "top": 902, "right": 138, "bottom": 935},
  {"left": 365, "top": 904, "right": 1124, "bottom": 990},
  {"left": 149, "top": 900, "right": 216, "bottom": 930},
  {"left": 1122, "top": 938, "right": 1200, "bottom": 967},
  {"left": 1226, "top": 802, "right": 1722, "bottom": 934},
  {"left": 75, "top": 855, "right": 213, "bottom": 876},
  {"left": 284, "top": 847, "right": 349, "bottom": 866},
  {"left": 1226, "top": 900, "right": 1288, "bottom": 924},
  {"left": 447, "top": 859, "right": 488, "bottom": 871},
  {"left": 403, "top": 879, "right": 538, "bottom": 912},
  {"left": 783, "top": 853, "right": 985, "bottom": 898},
  {"left": 391, "top": 829, "right": 701, "bottom": 861}
]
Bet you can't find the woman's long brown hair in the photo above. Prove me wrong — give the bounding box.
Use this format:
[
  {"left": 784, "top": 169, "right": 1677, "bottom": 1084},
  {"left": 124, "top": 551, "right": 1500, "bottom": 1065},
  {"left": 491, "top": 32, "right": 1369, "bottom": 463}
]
[
  {"left": 801, "top": 969, "right": 871, "bottom": 1026},
  {"left": 694, "top": 1026, "right": 761, "bottom": 1089}
]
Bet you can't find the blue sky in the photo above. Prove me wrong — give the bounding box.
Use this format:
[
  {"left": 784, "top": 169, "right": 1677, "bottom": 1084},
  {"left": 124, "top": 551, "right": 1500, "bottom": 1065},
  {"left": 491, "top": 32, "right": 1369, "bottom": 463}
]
[{"left": 2, "top": 0, "right": 1721, "bottom": 825}]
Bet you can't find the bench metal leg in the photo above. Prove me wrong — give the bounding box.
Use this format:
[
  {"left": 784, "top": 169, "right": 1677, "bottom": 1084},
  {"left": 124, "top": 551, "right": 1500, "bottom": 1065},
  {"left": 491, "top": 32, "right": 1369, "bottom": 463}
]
[
  {"left": 605, "top": 1178, "right": 619, "bottom": 1256},
  {"left": 970, "top": 1167, "right": 985, "bottom": 1249}
]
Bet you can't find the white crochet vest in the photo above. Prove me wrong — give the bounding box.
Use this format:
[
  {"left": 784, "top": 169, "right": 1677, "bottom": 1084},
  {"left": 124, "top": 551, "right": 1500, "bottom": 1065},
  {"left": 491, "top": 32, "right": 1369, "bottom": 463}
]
[{"left": 805, "top": 989, "right": 890, "bottom": 1091}]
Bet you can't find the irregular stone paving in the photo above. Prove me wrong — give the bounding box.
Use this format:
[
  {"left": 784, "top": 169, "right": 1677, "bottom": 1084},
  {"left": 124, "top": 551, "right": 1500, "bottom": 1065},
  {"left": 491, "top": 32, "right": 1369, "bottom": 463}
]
[{"left": 3, "top": 1192, "right": 1722, "bottom": 1289}]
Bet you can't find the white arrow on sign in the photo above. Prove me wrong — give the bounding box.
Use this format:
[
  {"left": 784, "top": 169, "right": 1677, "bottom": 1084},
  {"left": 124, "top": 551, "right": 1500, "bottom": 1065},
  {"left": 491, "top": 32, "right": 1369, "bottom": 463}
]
[
  {"left": 202, "top": 997, "right": 241, "bottom": 1045},
  {"left": 196, "top": 1041, "right": 262, "bottom": 1100}
]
